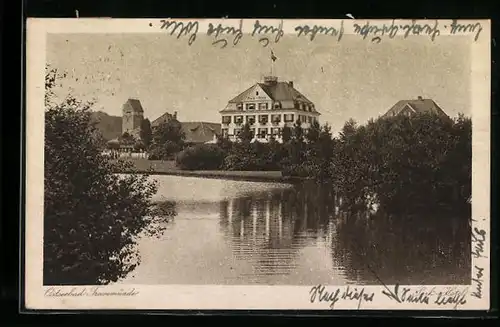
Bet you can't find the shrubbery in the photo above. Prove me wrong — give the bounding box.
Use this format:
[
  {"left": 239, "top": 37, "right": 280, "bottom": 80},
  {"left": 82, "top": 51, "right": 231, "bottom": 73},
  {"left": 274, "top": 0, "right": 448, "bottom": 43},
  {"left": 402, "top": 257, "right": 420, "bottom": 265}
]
[{"left": 175, "top": 144, "right": 226, "bottom": 170}]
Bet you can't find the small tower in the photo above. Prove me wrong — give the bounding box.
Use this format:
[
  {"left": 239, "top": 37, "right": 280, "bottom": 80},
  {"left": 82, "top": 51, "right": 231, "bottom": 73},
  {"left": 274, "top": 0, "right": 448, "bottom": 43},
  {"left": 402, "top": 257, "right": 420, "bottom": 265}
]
[{"left": 122, "top": 98, "right": 144, "bottom": 136}]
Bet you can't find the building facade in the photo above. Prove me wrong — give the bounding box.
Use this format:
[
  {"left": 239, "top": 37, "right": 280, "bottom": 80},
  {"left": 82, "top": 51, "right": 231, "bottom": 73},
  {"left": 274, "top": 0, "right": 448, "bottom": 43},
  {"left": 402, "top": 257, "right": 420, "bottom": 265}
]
[
  {"left": 219, "top": 76, "right": 320, "bottom": 142},
  {"left": 122, "top": 98, "right": 144, "bottom": 137}
]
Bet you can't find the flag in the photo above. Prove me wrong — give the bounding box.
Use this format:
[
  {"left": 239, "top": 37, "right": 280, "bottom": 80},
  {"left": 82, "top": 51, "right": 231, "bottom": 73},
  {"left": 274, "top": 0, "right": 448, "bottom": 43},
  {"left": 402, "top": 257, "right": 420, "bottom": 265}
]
[{"left": 271, "top": 50, "right": 277, "bottom": 62}]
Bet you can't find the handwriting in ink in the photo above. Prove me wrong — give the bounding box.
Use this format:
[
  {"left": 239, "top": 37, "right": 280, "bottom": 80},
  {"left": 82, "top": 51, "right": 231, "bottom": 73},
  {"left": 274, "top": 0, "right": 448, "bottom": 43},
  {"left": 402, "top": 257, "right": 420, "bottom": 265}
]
[
  {"left": 295, "top": 21, "right": 344, "bottom": 42},
  {"left": 381, "top": 284, "right": 436, "bottom": 304},
  {"left": 309, "top": 284, "right": 374, "bottom": 309},
  {"left": 159, "top": 19, "right": 198, "bottom": 45},
  {"left": 207, "top": 19, "right": 243, "bottom": 48},
  {"left": 449, "top": 20, "right": 483, "bottom": 41},
  {"left": 434, "top": 287, "right": 468, "bottom": 309},
  {"left": 472, "top": 227, "right": 487, "bottom": 259},
  {"left": 251, "top": 20, "right": 284, "bottom": 47},
  {"left": 471, "top": 265, "right": 485, "bottom": 299},
  {"left": 354, "top": 20, "right": 440, "bottom": 43}
]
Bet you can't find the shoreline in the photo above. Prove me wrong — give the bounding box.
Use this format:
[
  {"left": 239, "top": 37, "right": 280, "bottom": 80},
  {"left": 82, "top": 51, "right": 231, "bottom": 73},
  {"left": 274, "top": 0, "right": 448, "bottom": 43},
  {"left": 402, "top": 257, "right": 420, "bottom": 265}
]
[{"left": 116, "top": 169, "right": 306, "bottom": 184}]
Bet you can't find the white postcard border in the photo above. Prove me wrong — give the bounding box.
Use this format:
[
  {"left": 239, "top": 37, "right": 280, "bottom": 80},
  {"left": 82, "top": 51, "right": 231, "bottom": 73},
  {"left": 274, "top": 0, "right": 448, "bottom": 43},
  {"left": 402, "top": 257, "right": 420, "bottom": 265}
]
[{"left": 25, "top": 18, "right": 491, "bottom": 311}]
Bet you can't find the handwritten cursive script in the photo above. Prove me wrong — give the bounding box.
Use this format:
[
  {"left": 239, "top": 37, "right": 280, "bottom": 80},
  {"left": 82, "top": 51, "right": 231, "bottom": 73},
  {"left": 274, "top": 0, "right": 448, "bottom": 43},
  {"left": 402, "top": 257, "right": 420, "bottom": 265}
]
[
  {"left": 309, "top": 284, "right": 375, "bottom": 309},
  {"left": 382, "top": 284, "right": 467, "bottom": 309},
  {"left": 471, "top": 265, "right": 485, "bottom": 299},
  {"left": 251, "top": 20, "right": 284, "bottom": 47},
  {"left": 295, "top": 21, "right": 344, "bottom": 42},
  {"left": 159, "top": 19, "right": 198, "bottom": 45},
  {"left": 44, "top": 286, "right": 139, "bottom": 297},
  {"left": 207, "top": 20, "right": 243, "bottom": 48},
  {"left": 472, "top": 227, "right": 487, "bottom": 259}
]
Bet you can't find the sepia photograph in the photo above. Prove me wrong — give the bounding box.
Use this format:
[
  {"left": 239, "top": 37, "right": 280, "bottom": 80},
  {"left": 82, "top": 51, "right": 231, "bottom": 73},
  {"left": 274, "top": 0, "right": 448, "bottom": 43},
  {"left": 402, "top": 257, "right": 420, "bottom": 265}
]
[{"left": 25, "top": 18, "right": 490, "bottom": 310}]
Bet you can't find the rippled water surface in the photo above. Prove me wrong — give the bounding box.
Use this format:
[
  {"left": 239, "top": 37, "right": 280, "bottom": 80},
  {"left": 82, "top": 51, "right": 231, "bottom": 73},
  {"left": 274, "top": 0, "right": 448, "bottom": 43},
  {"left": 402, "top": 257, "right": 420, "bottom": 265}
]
[{"left": 119, "top": 175, "right": 470, "bottom": 285}]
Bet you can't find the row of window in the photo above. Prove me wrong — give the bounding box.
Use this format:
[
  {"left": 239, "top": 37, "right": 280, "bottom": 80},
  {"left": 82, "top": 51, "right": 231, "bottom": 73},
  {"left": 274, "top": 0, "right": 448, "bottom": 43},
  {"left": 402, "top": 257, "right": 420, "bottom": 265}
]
[
  {"left": 222, "top": 114, "right": 316, "bottom": 124},
  {"left": 235, "top": 102, "right": 315, "bottom": 112},
  {"left": 236, "top": 102, "right": 279, "bottom": 111},
  {"left": 222, "top": 127, "right": 298, "bottom": 138}
]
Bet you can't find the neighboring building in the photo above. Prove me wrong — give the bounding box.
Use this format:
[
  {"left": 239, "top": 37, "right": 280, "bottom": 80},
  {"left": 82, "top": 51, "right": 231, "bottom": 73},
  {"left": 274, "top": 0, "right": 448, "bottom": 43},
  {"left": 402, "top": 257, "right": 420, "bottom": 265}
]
[
  {"left": 219, "top": 75, "right": 321, "bottom": 142},
  {"left": 151, "top": 111, "right": 178, "bottom": 127},
  {"left": 152, "top": 110, "right": 221, "bottom": 145},
  {"left": 181, "top": 122, "right": 221, "bottom": 145},
  {"left": 382, "top": 96, "right": 451, "bottom": 120},
  {"left": 122, "top": 98, "right": 144, "bottom": 138}
]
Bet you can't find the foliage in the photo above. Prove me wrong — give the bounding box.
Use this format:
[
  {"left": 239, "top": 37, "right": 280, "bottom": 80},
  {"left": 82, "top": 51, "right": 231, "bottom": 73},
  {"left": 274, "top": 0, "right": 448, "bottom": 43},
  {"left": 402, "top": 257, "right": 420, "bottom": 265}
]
[
  {"left": 175, "top": 144, "right": 226, "bottom": 170},
  {"left": 330, "top": 113, "right": 471, "bottom": 214},
  {"left": 140, "top": 118, "right": 153, "bottom": 149},
  {"left": 149, "top": 119, "right": 185, "bottom": 160},
  {"left": 238, "top": 122, "right": 254, "bottom": 143},
  {"left": 44, "top": 67, "right": 164, "bottom": 285}
]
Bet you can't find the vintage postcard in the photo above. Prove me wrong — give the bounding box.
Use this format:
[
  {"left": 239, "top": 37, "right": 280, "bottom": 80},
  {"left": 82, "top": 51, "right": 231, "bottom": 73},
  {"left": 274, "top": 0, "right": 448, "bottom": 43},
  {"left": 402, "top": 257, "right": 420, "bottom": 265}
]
[{"left": 25, "top": 18, "right": 491, "bottom": 311}]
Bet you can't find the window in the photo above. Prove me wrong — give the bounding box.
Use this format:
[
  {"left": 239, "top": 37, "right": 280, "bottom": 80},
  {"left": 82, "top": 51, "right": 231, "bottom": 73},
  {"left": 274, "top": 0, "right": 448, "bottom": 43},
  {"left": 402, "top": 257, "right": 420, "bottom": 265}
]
[
  {"left": 258, "top": 128, "right": 268, "bottom": 138},
  {"left": 234, "top": 115, "right": 243, "bottom": 124},
  {"left": 250, "top": 128, "right": 256, "bottom": 137},
  {"left": 237, "top": 103, "right": 243, "bottom": 110},
  {"left": 307, "top": 116, "right": 312, "bottom": 123},
  {"left": 300, "top": 115, "right": 307, "bottom": 123},
  {"left": 222, "top": 128, "right": 229, "bottom": 137},
  {"left": 234, "top": 128, "right": 242, "bottom": 136},
  {"left": 271, "top": 114, "right": 281, "bottom": 124},
  {"left": 246, "top": 115, "right": 256, "bottom": 125},
  {"left": 245, "top": 103, "right": 255, "bottom": 110},
  {"left": 295, "top": 102, "right": 300, "bottom": 109},
  {"left": 222, "top": 116, "right": 231, "bottom": 124},
  {"left": 284, "top": 114, "right": 294, "bottom": 122},
  {"left": 258, "top": 103, "right": 268, "bottom": 110},
  {"left": 271, "top": 128, "right": 281, "bottom": 136},
  {"left": 256, "top": 91, "right": 259, "bottom": 96},
  {"left": 259, "top": 114, "right": 269, "bottom": 124}
]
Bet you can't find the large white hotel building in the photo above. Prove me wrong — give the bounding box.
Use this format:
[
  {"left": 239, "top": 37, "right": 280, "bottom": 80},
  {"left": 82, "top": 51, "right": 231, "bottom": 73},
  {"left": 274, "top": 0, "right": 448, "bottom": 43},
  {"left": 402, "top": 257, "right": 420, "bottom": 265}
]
[{"left": 219, "top": 75, "right": 321, "bottom": 142}]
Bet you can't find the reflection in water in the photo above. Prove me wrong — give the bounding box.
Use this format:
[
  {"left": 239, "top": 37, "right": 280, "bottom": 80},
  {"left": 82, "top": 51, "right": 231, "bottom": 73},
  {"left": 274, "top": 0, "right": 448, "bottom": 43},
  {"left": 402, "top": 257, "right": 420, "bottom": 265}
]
[{"left": 120, "top": 176, "right": 470, "bottom": 285}]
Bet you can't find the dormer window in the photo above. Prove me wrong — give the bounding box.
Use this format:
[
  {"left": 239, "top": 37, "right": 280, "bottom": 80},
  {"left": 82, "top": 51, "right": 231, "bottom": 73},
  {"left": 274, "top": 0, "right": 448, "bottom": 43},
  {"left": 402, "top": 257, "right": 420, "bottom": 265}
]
[
  {"left": 246, "top": 103, "right": 256, "bottom": 110},
  {"left": 237, "top": 103, "right": 243, "bottom": 110},
  {"left": 274, "top": 102, "right": 281, "bottom": 109}
]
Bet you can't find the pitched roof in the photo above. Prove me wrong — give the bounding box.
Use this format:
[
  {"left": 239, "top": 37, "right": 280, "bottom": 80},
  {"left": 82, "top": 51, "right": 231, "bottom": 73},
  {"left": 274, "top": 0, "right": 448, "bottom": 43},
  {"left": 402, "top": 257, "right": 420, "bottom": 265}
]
[
  {"left": 123, "top": 98, "right": 144, "bottom": 113},
  {"left": 151, "top": 111, "right": 176, "bottom": 127},
  {"left": 181, "top": 122, "right": 221, "bottom": 143},
  {"left": 383, "top": 98, "right": 450, "bottom": 119},
  {"left": 225, "top": 80, "right": 317, "bottom": 112}
]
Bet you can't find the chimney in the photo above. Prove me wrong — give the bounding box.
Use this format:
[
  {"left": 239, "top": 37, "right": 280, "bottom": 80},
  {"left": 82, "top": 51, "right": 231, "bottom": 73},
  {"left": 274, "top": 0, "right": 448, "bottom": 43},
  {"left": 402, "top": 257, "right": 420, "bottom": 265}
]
[
  {"left": 417, "top": 96, "right": 423, "bottom": 100},
  {"left": 289, "top": 81, "right": 294, "bottom": 88},
  {"left": 174, "top": 111, "right": 178, "bottom": 119}
]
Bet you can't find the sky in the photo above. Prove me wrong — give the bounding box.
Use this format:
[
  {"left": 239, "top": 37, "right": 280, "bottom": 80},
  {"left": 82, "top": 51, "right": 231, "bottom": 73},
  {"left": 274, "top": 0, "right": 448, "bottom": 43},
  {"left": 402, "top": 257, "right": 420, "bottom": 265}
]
[{"left": 46, "top": 33, "right": 472, "bottom": 134}]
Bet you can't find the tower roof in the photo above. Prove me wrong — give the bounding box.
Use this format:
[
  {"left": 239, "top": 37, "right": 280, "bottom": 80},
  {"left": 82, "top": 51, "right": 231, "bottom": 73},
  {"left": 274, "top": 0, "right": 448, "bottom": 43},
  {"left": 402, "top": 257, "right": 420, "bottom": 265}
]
[{"left": 123, "top": 98, "right": 144, "bottom": 113}]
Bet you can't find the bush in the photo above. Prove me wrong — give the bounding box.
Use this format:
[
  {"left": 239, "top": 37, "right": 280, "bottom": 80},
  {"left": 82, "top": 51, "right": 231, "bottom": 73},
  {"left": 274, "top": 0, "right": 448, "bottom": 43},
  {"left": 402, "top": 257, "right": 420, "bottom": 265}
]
[
  {"left": 43, "top": 67, "right": 164, "bottom": 285},
  {"left": 175, "top": 144, "right": 226, "bottom": 170}
]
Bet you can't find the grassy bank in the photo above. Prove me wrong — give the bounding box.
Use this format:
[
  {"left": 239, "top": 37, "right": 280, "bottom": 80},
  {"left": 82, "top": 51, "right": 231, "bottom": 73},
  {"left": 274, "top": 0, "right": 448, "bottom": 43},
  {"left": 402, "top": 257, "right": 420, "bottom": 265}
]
[{"left": 112, "top": 158, "right": 298, "bottom": 183}]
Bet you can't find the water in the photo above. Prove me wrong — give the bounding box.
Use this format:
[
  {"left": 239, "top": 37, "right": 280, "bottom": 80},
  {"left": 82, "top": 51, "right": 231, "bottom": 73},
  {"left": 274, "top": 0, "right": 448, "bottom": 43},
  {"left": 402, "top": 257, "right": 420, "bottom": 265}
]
[{"left": 119, "top": 175, "right": 471, "bottom": 285}]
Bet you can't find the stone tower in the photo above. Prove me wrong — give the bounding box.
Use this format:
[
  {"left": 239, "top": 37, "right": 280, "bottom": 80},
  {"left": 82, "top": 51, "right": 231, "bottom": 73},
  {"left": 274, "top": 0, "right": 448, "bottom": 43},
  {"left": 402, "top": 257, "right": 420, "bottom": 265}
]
[{"left": 122, "top": 98, "right": 144, "bottom": 137}]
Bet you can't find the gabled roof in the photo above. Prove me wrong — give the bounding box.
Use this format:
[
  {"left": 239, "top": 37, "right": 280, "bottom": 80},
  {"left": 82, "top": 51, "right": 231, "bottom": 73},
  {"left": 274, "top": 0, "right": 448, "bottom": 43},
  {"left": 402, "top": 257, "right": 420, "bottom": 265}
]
[
  {"left": 383, "top": 98, "right": 450, "bottom": 119},
  {"left": 151, "top": 111, "right": 176, "bottom": 127},
  {"left": 224, "top": 80, "right": 317, "bottom": 113},
  {"left": 123, "top": 98, "right": 144, "bottom": 113},
  {"left": 181, "top": 122, "right": 221, "bottom": 144}
]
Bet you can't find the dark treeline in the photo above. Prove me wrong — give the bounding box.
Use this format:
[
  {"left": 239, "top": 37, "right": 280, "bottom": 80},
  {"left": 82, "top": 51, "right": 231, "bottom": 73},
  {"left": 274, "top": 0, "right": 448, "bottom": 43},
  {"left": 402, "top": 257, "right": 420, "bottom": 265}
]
[{"left": 176, "top": 113, "right": 471, "bottom": 215}]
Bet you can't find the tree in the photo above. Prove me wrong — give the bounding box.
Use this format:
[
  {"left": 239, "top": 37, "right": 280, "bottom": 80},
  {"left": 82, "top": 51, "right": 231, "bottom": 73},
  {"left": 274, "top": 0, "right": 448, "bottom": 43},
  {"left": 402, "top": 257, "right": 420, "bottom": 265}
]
[
  {"left": 44, "top": 67, "right": 167, "bottom": 285},
  {"left": 282, "top": 126, "right": 292, "bottom": 143},
  {"left": 293, "top": 119, "right": 304, "bottom": 143},
  {"left": 140, "top": 118, "right": 153, "bottom": 149},
  {"left": 150, "top": 119, "right": 185, "bottom": 160},
  {"left": 305, "top": 119, "right": 321, "bottom": 144},
  {"left": 238, "top": 122, "right": 253, "bottom": 144}
]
